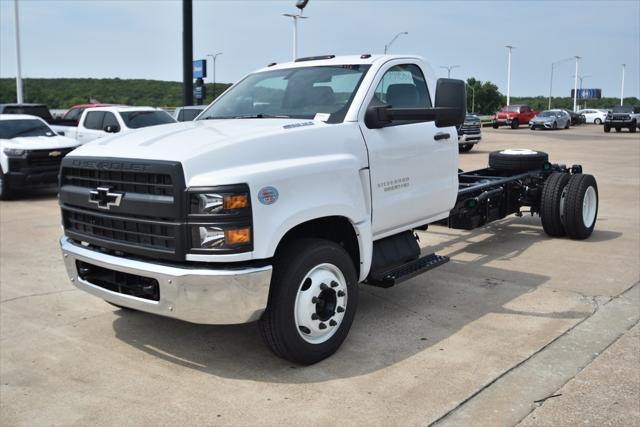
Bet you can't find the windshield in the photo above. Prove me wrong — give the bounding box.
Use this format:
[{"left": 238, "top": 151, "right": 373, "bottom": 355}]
[
  {"left": 198, "top": 65, "right": 371, "bottom": 123},
  {"left": 539, "top": 111, "right": 556, "bottom": 117},
  {"left": 3, "top": 106, "right": 53, "bottom": 122},
  {"left": 612, "top": 106, "right": 634, "bottom": 113},
  {"left": 120, "top": 110, "right": 175, "bottom": 129},
  {"left": 0, "top": 119, "right": 55, "bottom": 139},
  {"left": 500, "top": 105, "right": 519, "bottom": 113}
]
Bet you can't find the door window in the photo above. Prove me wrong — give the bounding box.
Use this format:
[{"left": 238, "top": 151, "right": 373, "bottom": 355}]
[
  {"left": 102, "top": 112, "right": 119, "bottom": 129},
  {"left": 84, "top": 111, "right": 105, "bottom": 130},
  {"left": 371, "top": 64, "right": 432, "bottom": 109}
]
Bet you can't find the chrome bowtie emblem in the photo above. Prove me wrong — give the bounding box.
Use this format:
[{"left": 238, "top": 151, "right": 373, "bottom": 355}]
[
  {"left": 89, "top": 187, "right": 123, "bottom": 210},
  {"left": 49, "top": 151, "right": 62, "bottom": 157}
]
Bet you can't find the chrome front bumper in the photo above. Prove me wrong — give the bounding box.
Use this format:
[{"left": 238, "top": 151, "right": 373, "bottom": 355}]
[{"left": 60, "top": 236, "right": 272, "bottom": 324}]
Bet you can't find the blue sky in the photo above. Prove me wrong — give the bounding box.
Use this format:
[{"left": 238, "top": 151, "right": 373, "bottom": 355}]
[{"left": 1, "top": 0, "right": 638, "bottom": 98}]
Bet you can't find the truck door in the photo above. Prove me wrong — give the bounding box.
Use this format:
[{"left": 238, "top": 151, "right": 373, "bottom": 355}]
[
  {"left": 359, "top": 61, "right": 458, "bottom": 238},
  {"left": 78, "top": 111, "right": 107, "bottom": 143}
]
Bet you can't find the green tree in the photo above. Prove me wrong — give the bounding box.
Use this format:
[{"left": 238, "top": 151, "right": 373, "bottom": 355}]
[{"left": 466, "top": 78, "right": 504, "bottom": 114}]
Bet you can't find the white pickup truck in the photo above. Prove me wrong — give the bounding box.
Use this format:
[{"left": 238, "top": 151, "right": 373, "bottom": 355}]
[
  {"left": 58, "top": 54, "right": 599, "bottom": 364},
  {"left": 52, "top": 106, "right": 176, "bottom": 143}
]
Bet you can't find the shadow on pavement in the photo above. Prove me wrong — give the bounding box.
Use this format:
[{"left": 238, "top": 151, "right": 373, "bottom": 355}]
[
  {"left": 2, "top": 187, "right": 58, "bottom": 201},
  {"left": 110, "top": 216, "right": 617, "bottom": 382}
]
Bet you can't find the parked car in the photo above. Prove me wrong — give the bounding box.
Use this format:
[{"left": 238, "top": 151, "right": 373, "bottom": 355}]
[
  {"left": 578, "top": 109, "right": 607, "bottom": 125},
  {"left": 174, "top": 105, "right": 207, "bottom": 122},
  {"left": 492, "top": 105, "right": 537, "bottom": 129},
  {"left": 457, "top": 113, "right": 482, "bottom": 152},
  {"left": 0, "top": 104, "right": 54, "bottom": 123},
  {"left": 560, "top": 109, "right": 585, "bottom": 126},
  {"left": 60, "top": 104, "right": 117, "bottom": 126},
  {"left": 52, "top": 106, "right": 176, "bottom": 143},
  {"left": 529, "top": 110, "right": 571, "bottom": 130},
  {"left": 57, "top": 54, "right": 600, "bottom": 364},
  {"left": 604, "top": 105, "right": 640, "bottom": 133},
  {"left": 0, "top": 114, "right": 79, "bottom": 199}
]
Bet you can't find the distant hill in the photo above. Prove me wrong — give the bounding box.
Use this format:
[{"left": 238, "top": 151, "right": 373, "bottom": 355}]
[
  {"left": 0, "top": 77, "right": 637, "bottom": 112},
  {"left": 0, "top": 78, "right": 232, "bottom": 109}
]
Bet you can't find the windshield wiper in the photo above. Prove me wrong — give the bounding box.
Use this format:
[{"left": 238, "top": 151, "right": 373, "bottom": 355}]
[{"left": 235, "top": 113, "right": 290, "bottom": 119}]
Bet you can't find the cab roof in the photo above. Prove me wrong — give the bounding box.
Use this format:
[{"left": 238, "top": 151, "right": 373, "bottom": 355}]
[
  {"left": 256, "top": 54, "right": 424, "bottom": 73},
  {"left": 0, "top": 113, "right": 47, "bottom": 121}
]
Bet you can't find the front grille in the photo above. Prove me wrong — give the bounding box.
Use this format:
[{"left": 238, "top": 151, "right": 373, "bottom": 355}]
[
  {"left": 459, "top": 123, "right": 481, "bottom": 134},
  {"left": 63, "top": 208, "right": 177, "bottom": 252},
  {"left": 611, "top": 114, "right": 630, "bottom": 121},
  {"left": 61, "top": 167, "right": 174, "bottom": 196},
  {"left": 9, "top": 148, "right": 74, "bottom": 172},
  {"left": 59, "top": 157, "right": 186, "bottom": 261},
  {"left": 77, "top": 260, "right": 160, "bottom": 301}
]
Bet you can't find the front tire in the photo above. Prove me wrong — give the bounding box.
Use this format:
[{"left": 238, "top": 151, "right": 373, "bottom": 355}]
[
  {"left": 553, "top": 121, "right": 558, "bottom": 130},
  {"left": 259, "top": 238, "right": 358, "bottom": 365},
  {"left": 630, "top": 121, "right": 637, "bottom": 133},
  {"left": 0, "top": 170, "right": 12, "bottom": 200},
  {"left": 563, "top": 174, "right": 598, "bottom": 240},
  {"left": 604, "top": 124, "right": 611, "bottom": 133},
  {"left": 459, "top": 143, "right": 474, "bottom": 153},
  {"left": 510, "top": 119, "right": 520, "bottom": 129}
]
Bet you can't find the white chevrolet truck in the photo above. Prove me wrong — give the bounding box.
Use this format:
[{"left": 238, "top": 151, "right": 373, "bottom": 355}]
[{"left": 59, "top": 55, "right": 599, "bottom": 364}]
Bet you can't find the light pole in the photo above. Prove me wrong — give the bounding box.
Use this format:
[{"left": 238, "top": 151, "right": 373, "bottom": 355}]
[
  {"left": 505, "top": 45, "right": 514, "bottom": 106},
  {"left": 384, "top": 31, "right": 408, "bottom": 54},
  {"left": 572, "top": 56, "right": 581, "bottom": 112},
  {"left": 620, "top": 64, "right": 626, "bottom": 106},
  {"left": 440, "top": 65, "right": 460, "bottom": 78},
  {"left": 283, "top": 0, "right": 309, "bottom": 61},
  {"left": 14, "top": 0, "right": 23, "bottom": 103},
  {"left": 207, "top": 52, "right": 223, "bottom": 99},
  {"left": 548, "top": 57, "right": 573, "bottom": 109},
  {"left": 466, "top": 83, "right": 475, "bottom": 113}
]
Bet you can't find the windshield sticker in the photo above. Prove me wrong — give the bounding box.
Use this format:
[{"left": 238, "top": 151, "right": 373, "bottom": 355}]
[
  {"left": 283, "top": 121, "right": 315, "bottom": 129},
  {"left": 313, "top": 113, "right": 331, "bottom": 122}
]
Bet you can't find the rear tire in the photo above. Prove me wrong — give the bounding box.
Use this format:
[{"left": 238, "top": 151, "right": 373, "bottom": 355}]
[
  {"left": 563, "top": 174, "right": 598, "bottom": 240},
  {"left": 564, "top": 120, "right": 570, "bottom": 129},
  {"left": 492, "top": 123, "right": 499, "bottom": 129},
  {"left": 540, "top": 173, "right": 570, "bottom": 237},
  {"left": 488, "top": 149, "right": 549, "bottom": 172},
  {"left": 510, "top": 119, "right": 519, "bottom": 129},
  {"left": 259, "top": 238, "right": 358, "bottom": 365},
  {"left": 459, "top": 143, "right": 474, "bottom": 153},
  {"left": 594, "top": 118, "right": 602, "bottom": 125}
]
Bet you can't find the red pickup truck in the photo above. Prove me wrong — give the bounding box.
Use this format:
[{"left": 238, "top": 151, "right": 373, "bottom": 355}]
[{"left": 492, "top": 105, "right": 538, "bottom": 129}]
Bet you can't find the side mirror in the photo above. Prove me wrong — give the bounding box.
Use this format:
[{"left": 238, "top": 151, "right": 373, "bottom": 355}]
[
  {"left": 104, "top": 125, "right": 120, "bottom": 133},
  {"left": 434, "top": 78, "right": 466, "bottom": 127},
  {"left": 364, "top": 104, "right": 392, "bottom": 129}
]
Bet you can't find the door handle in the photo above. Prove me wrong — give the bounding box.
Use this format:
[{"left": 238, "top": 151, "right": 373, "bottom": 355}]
[{"left": 434, "top": 132, "right": 451, "bottom": 141}]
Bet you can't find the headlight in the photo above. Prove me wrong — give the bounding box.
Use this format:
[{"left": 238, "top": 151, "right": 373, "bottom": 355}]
[
  {"left": 3, "top": 148, "right": 26, "bottom": 157},
  {"left": 188, "top": 185, "right": 253, "bottom": 253}
]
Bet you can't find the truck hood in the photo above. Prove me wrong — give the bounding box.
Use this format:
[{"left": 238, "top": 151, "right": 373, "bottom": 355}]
[
  {"left": 1, "top": 135, "right": 80, "bottom": 150},
  {"left": 65, "top": 118, "right": 366, "bottom": 186}
]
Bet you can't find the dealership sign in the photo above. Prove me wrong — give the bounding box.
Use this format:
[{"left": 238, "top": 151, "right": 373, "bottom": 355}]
[
  {"left": 570, "top": 88, "right": 602, "bottom": 99},
  {"left": 193, "top": 59, "right": 207, "bottom": 79}
]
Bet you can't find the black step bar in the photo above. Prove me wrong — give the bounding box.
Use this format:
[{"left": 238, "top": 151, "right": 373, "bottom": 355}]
[{"left": 365, "top": 253, "right": 449, "bottom": 288}]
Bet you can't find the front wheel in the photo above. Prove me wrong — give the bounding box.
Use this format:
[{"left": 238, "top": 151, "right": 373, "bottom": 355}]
[
  {"left": 260, "top": 238, "right": 358, "bottom": 365},
  {"left": 553, "top": 121, "right": 557, "bottom": 130},
  {"left": 604, "top": 124, "right": 611, "bottom": 133},
  {"left": 630, "top": 121, "right": 637, "bottom": 133},
  {"left": 459, "top": 143, "right": 473, "bottom": 153},
  {"left": 0, "top": 170, "right": 12, "bottom": 200}
]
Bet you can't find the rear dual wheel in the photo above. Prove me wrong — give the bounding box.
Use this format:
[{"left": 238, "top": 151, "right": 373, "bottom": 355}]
[{"left": 541, "top": 173, "right": 598, "bottom": 240}]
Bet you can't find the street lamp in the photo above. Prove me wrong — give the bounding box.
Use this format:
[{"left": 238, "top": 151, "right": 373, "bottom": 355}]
[
  {"left": 620, "top": 64, "right": 626, "bottom": 106},
  {"left": 283, "top": 0, "right": 309, "bottom": 61},
  {"left": 466, "top": 82, "right": 475, "bottom": 113},
  {"left": 548, "top": 57, "right": 573, "bottom": 109},
  {"left": 13, "top": 0, "right": 23, "bottom": 103},
  {"left": 505, "top": 45, "right": 514, "bottom": 106},
  {"left": 207, "top": 52, "right": 223, "bottom": 99},
  {"left": 440, "top": 65, "right": 460, "bottom": 78},
  {"left": 572, "top": 56, "right": 581, "bottom": 112},
  {"left": 384, "top": 31, "right": 408, "bottom": 54}
]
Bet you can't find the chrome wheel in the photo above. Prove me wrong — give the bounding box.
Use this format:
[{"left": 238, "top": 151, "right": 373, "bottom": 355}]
[
  {"left": 294, "top": 263, "right": 348, "bottom": 344},
  {"left": 582, "top": 186, "right": 597, "bottom": 228}
]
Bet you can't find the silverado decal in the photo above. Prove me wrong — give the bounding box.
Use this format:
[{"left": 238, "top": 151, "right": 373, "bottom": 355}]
[{"left": 378, "top": 177, "right": 410, "bottom": 192}]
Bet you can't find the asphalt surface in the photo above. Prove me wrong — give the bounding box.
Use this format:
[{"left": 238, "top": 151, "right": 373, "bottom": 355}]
[{"left": 1, "top": 124, "right": 639, "bottom": 426}]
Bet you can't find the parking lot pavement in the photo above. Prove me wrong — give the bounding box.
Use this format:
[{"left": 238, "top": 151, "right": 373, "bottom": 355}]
[{"left": 0, "top": 125, "right": 638, "bottom": 425}]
